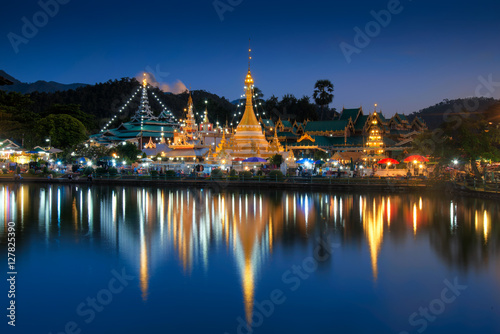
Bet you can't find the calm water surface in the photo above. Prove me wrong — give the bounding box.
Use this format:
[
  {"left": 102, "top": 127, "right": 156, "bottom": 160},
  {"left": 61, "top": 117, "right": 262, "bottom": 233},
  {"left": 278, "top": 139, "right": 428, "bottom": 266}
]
[{"left": 0, "top": 184, "right": 499, "bottom": 334}]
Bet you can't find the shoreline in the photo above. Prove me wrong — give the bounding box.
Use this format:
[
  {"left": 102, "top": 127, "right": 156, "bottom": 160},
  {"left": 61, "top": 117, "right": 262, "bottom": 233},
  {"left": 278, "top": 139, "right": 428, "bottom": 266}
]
[{"left": 2, "top": 176, "right": 499, "bottom": 199}]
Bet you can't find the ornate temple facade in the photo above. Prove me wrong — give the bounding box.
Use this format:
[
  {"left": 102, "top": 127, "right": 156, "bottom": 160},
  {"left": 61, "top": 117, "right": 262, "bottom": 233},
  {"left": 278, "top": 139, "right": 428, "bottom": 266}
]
[
  {"left": 89, "top": 74, "right": 178, "bottom": 148},
  {"left": 208, "top": 56, "right": 288, "bottom": 162},
  {"left": 87, "top": 53, "right": 428, "bottom": 165},
  {"left": 282, "top": 106, "right": 428, "bottom": 159},
  {"left": 161, "top": 92, "right": 225, "bottom": 160}
]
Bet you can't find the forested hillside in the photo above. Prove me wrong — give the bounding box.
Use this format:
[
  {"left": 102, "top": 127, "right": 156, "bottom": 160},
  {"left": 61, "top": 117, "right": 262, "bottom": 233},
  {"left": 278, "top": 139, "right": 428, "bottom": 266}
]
[{"left": 408, "top": 97, "right": 500, "bottom": 129}]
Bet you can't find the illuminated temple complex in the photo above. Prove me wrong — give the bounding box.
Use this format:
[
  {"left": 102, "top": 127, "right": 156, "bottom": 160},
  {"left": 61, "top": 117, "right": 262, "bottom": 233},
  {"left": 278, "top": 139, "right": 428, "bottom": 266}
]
[
  {"left": 88, "top": 49, "right": 427, "bottom": 163},
  {"left": 208, "top": 52, "right": 288, "bottom": 161}
]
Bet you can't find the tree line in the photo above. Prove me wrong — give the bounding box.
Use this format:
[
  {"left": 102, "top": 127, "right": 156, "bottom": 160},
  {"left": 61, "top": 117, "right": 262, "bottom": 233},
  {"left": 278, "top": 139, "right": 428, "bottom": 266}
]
[{"left": 0, "top": 77, "right": 336, "bottom": 150}]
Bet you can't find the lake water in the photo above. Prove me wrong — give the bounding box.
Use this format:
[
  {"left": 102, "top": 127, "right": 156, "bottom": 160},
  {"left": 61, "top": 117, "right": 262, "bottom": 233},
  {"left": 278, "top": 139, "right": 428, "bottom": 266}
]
[{"left": 0, "top": 183, "right": 499, "bottom": 334}]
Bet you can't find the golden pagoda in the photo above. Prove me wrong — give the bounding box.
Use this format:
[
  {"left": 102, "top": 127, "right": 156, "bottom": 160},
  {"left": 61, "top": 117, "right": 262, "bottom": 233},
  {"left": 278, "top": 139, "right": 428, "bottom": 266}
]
[
  {"left": 229, "top": 47, "right": 271, "bottom": 158},
  {"left": 268, "top": 129, "right": 284, "bottom": 153},
  {"left": 184, "top": 92, "right": 196, "bottom": 133}
]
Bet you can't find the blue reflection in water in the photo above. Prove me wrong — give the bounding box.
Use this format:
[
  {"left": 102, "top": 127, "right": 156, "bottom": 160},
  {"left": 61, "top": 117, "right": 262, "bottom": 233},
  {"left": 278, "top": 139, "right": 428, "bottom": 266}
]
[{"left": 0, "top": 184, "right": 499, "bottom": 334}]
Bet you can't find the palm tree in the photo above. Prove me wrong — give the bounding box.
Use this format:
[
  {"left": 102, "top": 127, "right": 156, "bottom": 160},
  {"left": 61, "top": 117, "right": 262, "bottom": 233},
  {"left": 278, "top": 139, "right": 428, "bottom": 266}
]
[{"left": 313, "top": 80, "right": 334, "bottom": 120}]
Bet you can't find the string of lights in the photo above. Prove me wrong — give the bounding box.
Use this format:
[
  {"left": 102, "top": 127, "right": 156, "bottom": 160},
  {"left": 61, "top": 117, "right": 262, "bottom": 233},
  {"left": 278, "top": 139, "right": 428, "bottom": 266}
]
[
  {"left": 100, "top": 81, "right": 178, "bottom": 133},
  {"left": 101, "top": 87, "right": 141, "bottom": 132}
]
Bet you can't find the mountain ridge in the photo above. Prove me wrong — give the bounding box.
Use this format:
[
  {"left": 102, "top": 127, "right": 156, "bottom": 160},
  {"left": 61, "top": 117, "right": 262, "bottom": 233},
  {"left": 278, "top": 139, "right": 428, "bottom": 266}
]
[{"left": 0, "top": 70, "right": 88, "bottom": 94}]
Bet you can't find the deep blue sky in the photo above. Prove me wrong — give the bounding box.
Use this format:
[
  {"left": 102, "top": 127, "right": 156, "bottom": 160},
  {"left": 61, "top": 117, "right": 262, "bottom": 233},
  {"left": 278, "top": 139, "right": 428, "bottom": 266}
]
[{"left": 2, "top": 0, "right": 499, "bottom": 116}]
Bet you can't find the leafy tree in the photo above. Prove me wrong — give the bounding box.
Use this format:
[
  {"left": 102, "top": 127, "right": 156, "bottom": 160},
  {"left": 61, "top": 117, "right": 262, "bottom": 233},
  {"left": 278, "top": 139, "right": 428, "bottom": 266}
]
[
  {"left": 264, "top": 94, "right": 318, "bottom": 122},
  {"left": 314, "top": 150, "right": 329, "bottom": 161},
  {"left": 70, "top": 143, "right": 110, "bottom": 161},
  {"left": 35, "top": 114, "right": 88, "bottom": 149},
  {"left": 412, "top": 112, "right": 500, "bottom": 179},
  {"left": 269, "top": 154, "right": 283, "bottom": 166},
  {"left": 0, "top": 91, "right": 38, "bottom": 147},
  {"left": 265, "top": 95, "right": 280, "bottom": 117},
  {"left": 313, "top": 79, "right": 334, "bottom": 120},
  {"left": 109, "top": 142, "right": 142, "bottom": 163},
  {"left": 253, "top": 87, "right": 265, "bottom": 106},
  {"left": 42, "top": 104, "right": 96, "bottom": 130},
  {"left": 297, "top": 96, "right": 319, "bottom": 121}
]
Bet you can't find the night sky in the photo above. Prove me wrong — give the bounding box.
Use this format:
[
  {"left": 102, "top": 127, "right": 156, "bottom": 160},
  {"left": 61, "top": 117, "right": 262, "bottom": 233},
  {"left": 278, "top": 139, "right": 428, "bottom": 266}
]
[{"left": 2, "top": 0, "right": 499, "bottom": 116}]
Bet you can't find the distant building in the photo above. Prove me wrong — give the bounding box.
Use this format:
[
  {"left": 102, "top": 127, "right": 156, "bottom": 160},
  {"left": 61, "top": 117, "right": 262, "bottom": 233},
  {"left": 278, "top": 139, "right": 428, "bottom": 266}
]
[
  {"left": 285, "top": 106, "right": 427, "bottom": 160},
  {"left": 89, "top": 74, "right": 178, "bottom": 148}
]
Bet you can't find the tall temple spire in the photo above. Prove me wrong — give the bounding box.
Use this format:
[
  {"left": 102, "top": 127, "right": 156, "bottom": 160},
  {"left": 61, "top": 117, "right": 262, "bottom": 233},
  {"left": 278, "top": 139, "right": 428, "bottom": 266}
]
[
  {"left": 227, "top": 43, "right": 272, "bottom": 158},
  {"left": 237, "top": 42, "right": 260, "bottom": 128},
  {"left": 183, "top": 91, "right": 196, "bottom": 133},
  {"left": 131, "top": 72, "right": 158, "bottom": 125},
  {"left": 203, "top": 105, "right": 209, "bottom": 124}
]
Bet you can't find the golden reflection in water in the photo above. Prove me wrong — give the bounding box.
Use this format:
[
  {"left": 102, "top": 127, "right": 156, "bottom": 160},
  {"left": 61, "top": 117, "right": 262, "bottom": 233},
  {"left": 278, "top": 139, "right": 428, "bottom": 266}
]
[
  {"left": 140, "top": 222, "right": 149, "bottom": 301},
  {"left": 474, "top": 210, "right": 491, "bottom": 244},
  {"left": 72, "top": 198, "right": 77, "bottom": 230},
  {"left": 413, "top": 203, "right": 417, "bottom": 236},
  {"left": 362, "top": 196, "right": 385, "bottom": 282},
  {"left": 138, "top": 189, "right": 150, "bottom": 301},
  {"left": 484, "top": 210, "right": 489, "bottom": 243},
  {"left": 387, "top": 198, "right": 391, "bottom": 227},
  {"left": 20, "top": 185, "right": 24, "bottom": 224}
]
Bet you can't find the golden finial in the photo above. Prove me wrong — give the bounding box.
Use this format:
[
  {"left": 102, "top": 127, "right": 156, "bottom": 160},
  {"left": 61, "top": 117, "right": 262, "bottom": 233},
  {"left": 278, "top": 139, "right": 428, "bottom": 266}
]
[
  {"left": 142, "top": 72, "right": 147, "bottom": 87},
  {"left": 248, "top": 38, "right": 251, "bottom": 71}
]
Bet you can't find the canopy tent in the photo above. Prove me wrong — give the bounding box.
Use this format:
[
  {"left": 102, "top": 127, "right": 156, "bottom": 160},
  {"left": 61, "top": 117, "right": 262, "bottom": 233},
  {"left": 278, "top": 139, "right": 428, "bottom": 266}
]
[
  {"left": 243, "top": 157, "right": 267, "bottom": 162},
  {"left": 377, "top": 158, "right": 399, "bottom": 164},
  {"left": 27, "top": 147, "right": 49, "bottom": 154},
  {"left": 404, "top": 155, "right": 429, "bottom": 163},
  {"left": 47, "top": 147, "right": 63, "bottom": 153}
]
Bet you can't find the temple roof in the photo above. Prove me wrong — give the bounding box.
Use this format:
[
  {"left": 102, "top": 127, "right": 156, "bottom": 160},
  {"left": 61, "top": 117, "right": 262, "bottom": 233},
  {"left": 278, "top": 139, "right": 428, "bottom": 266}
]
[
  {"left": 304, "top": 120, "right": 349, "bottom": 132},
  {"left": 354, "top": 115, "right": 369, "bottom": 130},
  {"left": 261, "top": 119, "right": 275, "bottom": 128},
  {"left": 339, "top": 108, "right": 362, "bottom": 122},
  {"left": 395, "top": 113, "right": 408, "bottom": 122},
  {"left": 288, "top": 135, "right": 364, "bottom": 147},
  {"left": 383, "top": 137, "right": 397, "bottom": 146},
  {"left": 277, "top": 131, "right": 297, "bottom": 138}
]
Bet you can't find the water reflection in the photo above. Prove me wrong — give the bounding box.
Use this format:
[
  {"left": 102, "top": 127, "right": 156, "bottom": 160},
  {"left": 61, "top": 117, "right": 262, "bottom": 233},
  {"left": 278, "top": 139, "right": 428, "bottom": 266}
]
[{"left": 0, "top": 185, "right": 499, "bottom": 324}]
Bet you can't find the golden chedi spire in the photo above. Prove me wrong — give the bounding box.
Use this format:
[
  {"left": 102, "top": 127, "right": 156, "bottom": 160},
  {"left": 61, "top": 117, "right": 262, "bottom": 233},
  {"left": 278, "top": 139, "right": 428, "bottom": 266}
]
[
  {"left": 203, "top": 106, "right": 210, "bottom": 124},
  {"left": 237, "top": 45, "right": 260, "bottom": 128},
  {"left": 188, "top": 90, "right": 193, "bottom": 106},
  {"left": 231, "top": 42, "right": 271, "bottom": 158}
]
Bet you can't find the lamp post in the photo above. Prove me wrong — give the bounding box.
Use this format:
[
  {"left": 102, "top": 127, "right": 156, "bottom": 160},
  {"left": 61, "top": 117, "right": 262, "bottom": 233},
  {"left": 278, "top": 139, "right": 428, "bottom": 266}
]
[{"left": 45, "top": 137, "right": 51, "bottom": 150}]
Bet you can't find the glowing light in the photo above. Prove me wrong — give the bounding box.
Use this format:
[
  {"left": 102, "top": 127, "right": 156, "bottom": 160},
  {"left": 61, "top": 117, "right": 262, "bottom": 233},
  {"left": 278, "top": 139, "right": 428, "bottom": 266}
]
[{"left": 413, "top": 203, "right": 417, "bottom": 236}]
